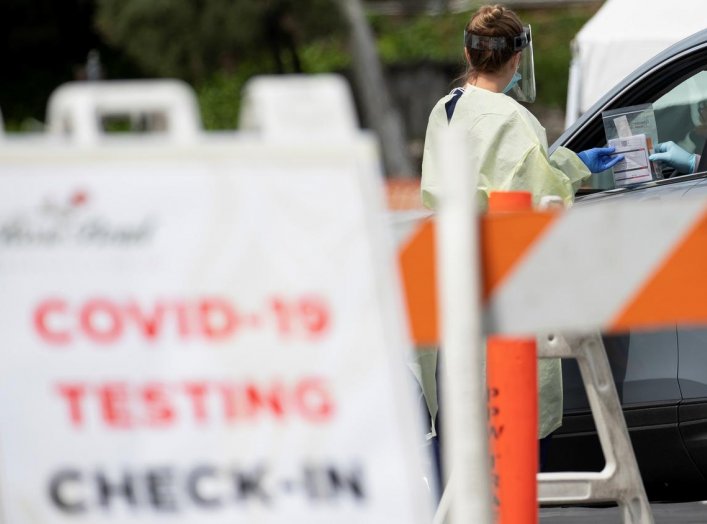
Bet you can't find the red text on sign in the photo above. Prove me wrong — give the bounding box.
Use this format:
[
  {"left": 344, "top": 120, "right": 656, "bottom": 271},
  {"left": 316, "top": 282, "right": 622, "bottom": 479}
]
[
  {"left": 34, "top": 296, "right": 330, "bottom": 346},
  {"left": 55, "top": 378, "right": 334, "bottom": 429}
]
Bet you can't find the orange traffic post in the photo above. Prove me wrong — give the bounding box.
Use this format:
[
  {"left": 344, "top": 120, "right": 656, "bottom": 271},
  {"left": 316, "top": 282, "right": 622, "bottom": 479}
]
[{"left": 486, "top": 191, "right": 538, "bottom": 524}]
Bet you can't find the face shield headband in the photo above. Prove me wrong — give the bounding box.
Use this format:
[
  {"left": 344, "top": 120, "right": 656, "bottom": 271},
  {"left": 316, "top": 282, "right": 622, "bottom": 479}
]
[
  {"left": 463, "top": 26, "right": 531, "bottom": 52},
  {"left": 463, "top": 25, "right": 536, "bottom": 103}
]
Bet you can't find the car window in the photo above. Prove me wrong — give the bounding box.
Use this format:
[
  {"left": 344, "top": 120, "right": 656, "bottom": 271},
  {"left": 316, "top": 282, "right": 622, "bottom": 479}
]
[
  {"left": 579, "top": 68, "right": 707, "bottom": 191},
  {"left": 654, "top": 70, "right": 707, "bottom": 159},
  {"left": 558, "top": 40, "right": 707, "bottom": 193}
]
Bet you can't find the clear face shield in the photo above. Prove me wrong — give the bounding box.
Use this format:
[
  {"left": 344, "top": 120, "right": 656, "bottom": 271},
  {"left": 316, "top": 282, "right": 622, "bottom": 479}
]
[{"left": 464, "top": 25, "right": 536, "bottom": 103}]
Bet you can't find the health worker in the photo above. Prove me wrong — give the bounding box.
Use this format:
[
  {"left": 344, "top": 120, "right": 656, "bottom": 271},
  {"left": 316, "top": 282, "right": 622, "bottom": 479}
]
[
  {"left": 419, "top": 4, "right": 624, "bottom": 470},
  {"left": 421, "top": 4, "right": 623, "bottom": 211}
]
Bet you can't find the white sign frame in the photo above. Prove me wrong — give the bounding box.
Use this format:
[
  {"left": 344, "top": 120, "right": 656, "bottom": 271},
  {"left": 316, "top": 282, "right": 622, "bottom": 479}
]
[{"left": 0, "top": 96, "right": 431, "bottom": 524}]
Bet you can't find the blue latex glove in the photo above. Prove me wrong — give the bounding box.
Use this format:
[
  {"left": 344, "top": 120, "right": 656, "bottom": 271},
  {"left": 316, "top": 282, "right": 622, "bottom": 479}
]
[
  {"left": 649, "top": 141, "right": 696, "bottom": 173},
  {"left": 577, "top": 146, "right": 624, "bottom": 173}
]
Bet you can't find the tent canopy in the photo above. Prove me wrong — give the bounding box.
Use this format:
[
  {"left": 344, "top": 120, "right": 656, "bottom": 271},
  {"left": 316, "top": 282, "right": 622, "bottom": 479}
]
[{"left": 565, "top": 0, "right": 707, "bottom": 127}]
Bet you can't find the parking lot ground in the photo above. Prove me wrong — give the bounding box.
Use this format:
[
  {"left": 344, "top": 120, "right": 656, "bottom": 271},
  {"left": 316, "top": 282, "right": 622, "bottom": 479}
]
[{"left": 541, "top": 501, "right": 707, "bottom": 523}]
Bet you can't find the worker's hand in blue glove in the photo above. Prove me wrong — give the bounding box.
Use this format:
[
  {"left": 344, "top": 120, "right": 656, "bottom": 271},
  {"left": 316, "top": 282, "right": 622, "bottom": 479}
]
[
  {"left": 649, "top": 141, "right": 696, "bottom": 174},
  {"left": 577, "top": 146, "right": 624, "bottom": 173}
]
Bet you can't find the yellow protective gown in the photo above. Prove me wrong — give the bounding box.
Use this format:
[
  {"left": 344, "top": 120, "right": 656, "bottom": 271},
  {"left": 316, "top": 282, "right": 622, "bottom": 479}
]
[
  {"left": 420, "top": 84, "right": 591, "bottom": 438},
  {"left": 421, "top": 84, "right": 590, "bottom": 211}
]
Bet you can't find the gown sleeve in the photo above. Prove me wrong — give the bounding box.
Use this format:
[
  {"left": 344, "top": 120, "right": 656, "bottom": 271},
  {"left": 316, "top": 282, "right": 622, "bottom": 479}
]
[{"left": 474, "top": 112, "right": 591, "bottom": 210}]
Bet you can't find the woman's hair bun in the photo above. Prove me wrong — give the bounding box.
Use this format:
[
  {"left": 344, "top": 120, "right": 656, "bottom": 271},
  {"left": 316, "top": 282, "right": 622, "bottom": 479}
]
[
  {"left": 477, "top": 5, "right": 506, "bottom": 28},
  {"left": 464, "top": 4, "right": 524, "bottom": 75}
]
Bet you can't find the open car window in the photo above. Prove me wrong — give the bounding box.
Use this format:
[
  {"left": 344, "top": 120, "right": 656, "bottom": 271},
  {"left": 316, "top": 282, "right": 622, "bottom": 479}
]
[
  {"left": 557, "top": 36, "right": 707, "bottom": 192},
  {"left": 587, "top": 68, "right": 707, "bottom": 190},
  {"left": 654, "top": 70, "right": 707, "bottom": 170}
]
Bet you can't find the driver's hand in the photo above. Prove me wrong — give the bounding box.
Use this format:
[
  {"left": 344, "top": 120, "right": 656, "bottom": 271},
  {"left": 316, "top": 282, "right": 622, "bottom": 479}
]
[{"left": 649, "top": 142, "right": 696, "bottom": 174}]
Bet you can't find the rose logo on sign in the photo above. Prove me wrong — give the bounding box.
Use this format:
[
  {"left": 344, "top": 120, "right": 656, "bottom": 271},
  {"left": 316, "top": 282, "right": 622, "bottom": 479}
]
[{"left": 0, "top": 188, "right": 155, "bottom": 246}]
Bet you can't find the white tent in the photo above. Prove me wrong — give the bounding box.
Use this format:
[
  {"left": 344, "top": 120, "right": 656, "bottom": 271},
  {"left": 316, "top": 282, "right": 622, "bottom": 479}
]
[{"left": 565, "top": 0, "right": 707, "bottom": 128}]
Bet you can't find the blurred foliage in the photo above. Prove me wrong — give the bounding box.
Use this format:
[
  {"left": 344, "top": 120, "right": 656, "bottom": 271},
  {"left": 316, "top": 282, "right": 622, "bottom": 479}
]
[
  {"left": 302, "top": 1, "right": 601, "bottom": 109},
  {"left": 196, "top": 66, "right": 264, "bottom": 130},
  {"left": 1, "top": 0, "right": 599, "bottom": 129},
  {"left": 93, "top": 0, "right": 599, "bottom": 126},
  {"left": 299, "top": 36, "right": 351, "bottom": 74},
  {"left": 94, "top": 0, "right": 346, "bottom": 130},
  {"left": 517, "top": 6, "right": 601, "bottom": 108},
  {"left": 95, "top": 0, "right": 344, "bottom": 81},
  {"left": 374, "top": 13, "right": 468, "bottom": 63},
  {"left": 299, "top": 3, "right": 600, "bottom": 109}
]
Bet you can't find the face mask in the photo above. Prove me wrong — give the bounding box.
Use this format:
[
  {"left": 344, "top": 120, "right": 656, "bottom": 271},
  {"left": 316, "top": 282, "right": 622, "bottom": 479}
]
[{"left": 503, "top": 72, "right": 522, "bottom": 95}]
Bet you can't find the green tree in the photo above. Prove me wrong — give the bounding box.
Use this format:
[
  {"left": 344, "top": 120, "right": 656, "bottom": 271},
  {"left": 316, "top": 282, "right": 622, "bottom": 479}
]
[
  {"left": 94, "top": 0, "right": 344, "bottom": 81},
  {"left": 95, "top": 0, "right": 414, "bottom": 176}
]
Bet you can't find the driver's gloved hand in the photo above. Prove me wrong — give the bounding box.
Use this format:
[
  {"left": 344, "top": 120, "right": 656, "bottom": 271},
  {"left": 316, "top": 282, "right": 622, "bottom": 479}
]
[{"left": 649, "top": 141, "right": 696, "bottom": 174}]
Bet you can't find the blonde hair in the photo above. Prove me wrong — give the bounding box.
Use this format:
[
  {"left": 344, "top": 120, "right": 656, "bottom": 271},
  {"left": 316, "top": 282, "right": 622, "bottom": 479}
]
[{"left": 465, "top": 4, "right": 524, "bottom": 76}]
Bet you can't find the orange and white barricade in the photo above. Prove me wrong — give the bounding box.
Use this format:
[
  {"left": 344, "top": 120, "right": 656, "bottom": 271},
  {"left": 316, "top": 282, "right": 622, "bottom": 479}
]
[{"left": 396, "top": 129, "right": 707, "bottom": 524}]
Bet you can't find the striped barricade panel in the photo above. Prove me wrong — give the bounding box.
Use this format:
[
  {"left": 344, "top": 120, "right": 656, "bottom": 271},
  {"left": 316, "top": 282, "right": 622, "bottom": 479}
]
[{"left": 399, "top": 197, "right": 707, "bottom": 342}]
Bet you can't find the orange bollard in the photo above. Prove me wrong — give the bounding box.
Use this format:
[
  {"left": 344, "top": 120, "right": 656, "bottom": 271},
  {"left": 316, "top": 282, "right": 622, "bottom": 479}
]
[
  {"left": 486, "top": 191, "right": 538, "bottom": 524},
  {"left": 487, "top": 190, "right": 533, "bottom": 213}
]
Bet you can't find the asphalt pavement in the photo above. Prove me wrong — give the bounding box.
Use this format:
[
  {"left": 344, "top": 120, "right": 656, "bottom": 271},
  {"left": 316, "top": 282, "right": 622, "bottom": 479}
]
[{"left": 541, "top": 501, "right": 707, "bottom": 523}]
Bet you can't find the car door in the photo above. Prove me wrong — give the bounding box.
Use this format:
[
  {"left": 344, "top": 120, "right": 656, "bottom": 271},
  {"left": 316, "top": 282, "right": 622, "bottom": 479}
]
[
  {"left": 544, "top": 30, "right": 707, "bottom": 490},
  {"left": 671, "top": 177, "right": 707, "bottom": 482}
]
